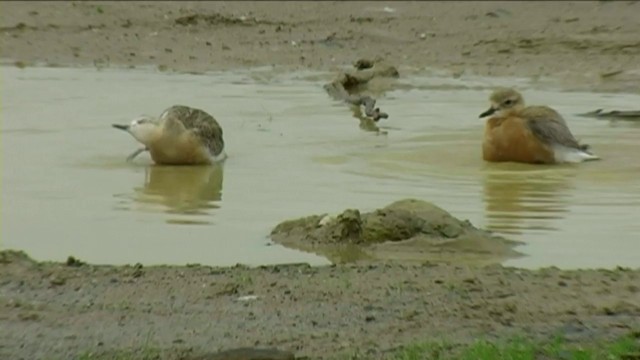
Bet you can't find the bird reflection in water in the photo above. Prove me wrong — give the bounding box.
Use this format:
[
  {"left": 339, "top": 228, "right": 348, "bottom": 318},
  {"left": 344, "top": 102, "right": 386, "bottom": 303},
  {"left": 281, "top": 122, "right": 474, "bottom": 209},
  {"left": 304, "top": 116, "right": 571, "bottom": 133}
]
[
  {"left": 131, "top": 164, "right": 224, "bottom": 223},
  {"left": 482, "top": 165, "right": 574, "bottom": 236}
]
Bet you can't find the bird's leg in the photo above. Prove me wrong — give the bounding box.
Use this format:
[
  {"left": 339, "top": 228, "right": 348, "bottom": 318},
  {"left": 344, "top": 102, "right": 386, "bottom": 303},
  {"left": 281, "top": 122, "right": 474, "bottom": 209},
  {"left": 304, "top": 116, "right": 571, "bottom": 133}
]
[{"left": 126, "top": 147, "right": 148, "bottom": 162}]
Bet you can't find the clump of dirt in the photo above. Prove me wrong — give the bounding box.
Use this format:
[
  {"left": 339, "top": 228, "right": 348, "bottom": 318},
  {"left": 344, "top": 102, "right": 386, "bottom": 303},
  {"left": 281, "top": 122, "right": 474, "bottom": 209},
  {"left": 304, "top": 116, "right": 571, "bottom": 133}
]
[
  {"left": 0, "top": 249, "right": 34, "bottom": 265},
  {"left": 270, "top": 199, "right": 523, "bottom": 266},
  {"left": 174, "top": 13, "right": 283, "bottom": 27}
]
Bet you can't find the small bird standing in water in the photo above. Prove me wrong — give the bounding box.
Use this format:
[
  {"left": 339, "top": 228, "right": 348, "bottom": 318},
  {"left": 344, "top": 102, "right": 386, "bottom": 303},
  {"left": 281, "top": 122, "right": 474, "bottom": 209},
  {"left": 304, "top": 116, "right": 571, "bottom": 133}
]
[
  {"left": 479, "top": 88, "right": 599, "bottom": 164},
  {"left": 112, "top": 105, "right": 226, "bottom": 165}
]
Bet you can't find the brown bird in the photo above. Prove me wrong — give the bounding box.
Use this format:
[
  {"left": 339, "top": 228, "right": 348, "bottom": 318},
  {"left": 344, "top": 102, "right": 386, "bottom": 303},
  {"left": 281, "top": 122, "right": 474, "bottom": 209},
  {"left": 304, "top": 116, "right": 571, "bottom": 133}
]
[
  {"left": 112, "top": 105, "right": 226, "bottom": 165},
  {"left": 479, "top": 88, "right": 599, "bottom": 164}
]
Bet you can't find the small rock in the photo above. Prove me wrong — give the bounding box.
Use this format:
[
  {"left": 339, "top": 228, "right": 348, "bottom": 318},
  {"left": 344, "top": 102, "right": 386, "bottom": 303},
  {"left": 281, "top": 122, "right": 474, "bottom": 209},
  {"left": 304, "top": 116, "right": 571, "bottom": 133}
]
[
  {"left": 50, "top": 276, "right": 66, "bottom": 286},
  {"left": 66, "top": 256, "right": 85, "bottom": 267},
  {"left": 319, "top": 214, "right": 332, "bottom": 226}
]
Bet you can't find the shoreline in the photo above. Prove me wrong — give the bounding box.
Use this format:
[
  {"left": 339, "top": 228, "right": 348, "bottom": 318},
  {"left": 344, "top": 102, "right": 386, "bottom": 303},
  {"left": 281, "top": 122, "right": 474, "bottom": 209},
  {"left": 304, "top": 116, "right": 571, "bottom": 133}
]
[{"left": 1, "top": 250, "right": 639, "bottom": 359}]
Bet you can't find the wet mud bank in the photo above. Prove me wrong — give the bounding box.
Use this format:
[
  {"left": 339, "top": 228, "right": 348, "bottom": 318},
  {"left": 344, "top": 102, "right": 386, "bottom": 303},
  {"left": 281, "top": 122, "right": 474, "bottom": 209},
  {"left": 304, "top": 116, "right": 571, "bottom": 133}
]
[
  {"left": 3, "top": 2, "right": 640, "bottom": 93},
  {"left": 1, "top": 250, "right": 639, "bottom": 359}
]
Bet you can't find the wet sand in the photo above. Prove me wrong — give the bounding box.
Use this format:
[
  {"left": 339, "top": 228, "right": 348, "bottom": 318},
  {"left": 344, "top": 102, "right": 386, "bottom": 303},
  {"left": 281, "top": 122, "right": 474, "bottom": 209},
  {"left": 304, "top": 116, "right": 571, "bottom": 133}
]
[
  {"left": 2, "top": 251, "right": 639, "bottom": 359},
  {"left": 2, "top": 1, "right": 640, "bottom": 92},
  {"left": 2, "top": 1, "right": 640, "bottom": 359}
]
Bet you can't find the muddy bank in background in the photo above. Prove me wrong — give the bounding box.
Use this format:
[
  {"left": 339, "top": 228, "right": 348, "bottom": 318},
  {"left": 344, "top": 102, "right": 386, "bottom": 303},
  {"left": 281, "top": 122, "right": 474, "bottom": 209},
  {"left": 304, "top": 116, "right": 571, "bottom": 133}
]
[
  {"left": 1, "top": 250, "right": 639, "bottom": 359},
  {"left": 271, "top": 199, "right": 522, "bottom": 266},
  {"left": 2, "top": 1, "right": 640, "bottom": 92}
]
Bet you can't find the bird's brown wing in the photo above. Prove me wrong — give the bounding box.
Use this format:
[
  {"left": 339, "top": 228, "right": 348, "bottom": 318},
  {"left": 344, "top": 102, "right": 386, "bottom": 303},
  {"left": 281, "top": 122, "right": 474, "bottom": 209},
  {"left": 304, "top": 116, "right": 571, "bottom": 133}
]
[
  {"left": 522, "top": 106, "right": 589, "bottom": 151},
  {"left": 161, "top": 105, "right": 225, "bottom": 156}
]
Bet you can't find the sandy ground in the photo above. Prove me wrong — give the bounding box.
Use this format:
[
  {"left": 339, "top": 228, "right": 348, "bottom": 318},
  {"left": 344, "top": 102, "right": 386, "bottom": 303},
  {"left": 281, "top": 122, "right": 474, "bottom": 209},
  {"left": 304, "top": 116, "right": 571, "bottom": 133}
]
[
  {"left": 2, "top": 1, "right": 640, "bottom": 92},
  {"left": 2, "top": 1, "right": 640, "bottom": 359},
  {"left": 2, "top": 251, "right": 639, "bottom": 360}
]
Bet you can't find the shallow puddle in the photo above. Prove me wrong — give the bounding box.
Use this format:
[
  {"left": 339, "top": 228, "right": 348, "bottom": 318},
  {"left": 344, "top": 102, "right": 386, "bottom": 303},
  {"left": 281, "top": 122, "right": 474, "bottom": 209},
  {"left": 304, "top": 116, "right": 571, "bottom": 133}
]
[{"left": 2, "top": 65, "right": 639, "bottom": 269}]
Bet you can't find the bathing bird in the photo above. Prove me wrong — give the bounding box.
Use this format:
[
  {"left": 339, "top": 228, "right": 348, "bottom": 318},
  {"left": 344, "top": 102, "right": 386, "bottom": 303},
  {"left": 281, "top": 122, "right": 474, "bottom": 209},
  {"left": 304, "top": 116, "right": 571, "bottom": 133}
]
[
  {"left": 112, "top": 105, "right": 226, "bottom": 165},
  {"left": 479, "top": 88, "right": 599, "bottom": 164}
]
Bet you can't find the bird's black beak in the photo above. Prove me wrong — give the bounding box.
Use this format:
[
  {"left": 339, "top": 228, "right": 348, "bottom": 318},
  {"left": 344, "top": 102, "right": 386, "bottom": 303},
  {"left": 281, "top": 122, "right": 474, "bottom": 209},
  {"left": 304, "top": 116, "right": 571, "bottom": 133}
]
[
  {"left": 112, "top": 124, "right": 129, "bottom": 131},
  {"left": 479, "top": 107, "right": 497, "bottom": 118}
]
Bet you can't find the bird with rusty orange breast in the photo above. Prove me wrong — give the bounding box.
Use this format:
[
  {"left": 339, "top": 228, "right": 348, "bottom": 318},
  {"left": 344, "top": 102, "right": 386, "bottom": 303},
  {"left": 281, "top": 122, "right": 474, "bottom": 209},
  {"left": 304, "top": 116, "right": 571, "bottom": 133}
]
[{"left": 479, "top": 88, "right": 599, "bottom": 164}]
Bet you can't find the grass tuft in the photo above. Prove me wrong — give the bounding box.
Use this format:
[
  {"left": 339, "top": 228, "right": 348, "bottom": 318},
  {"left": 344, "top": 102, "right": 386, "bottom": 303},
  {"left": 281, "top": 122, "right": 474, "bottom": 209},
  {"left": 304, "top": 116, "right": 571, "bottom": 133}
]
[{"left": 387, "top": 333, "right": 640, "bottom": 360}]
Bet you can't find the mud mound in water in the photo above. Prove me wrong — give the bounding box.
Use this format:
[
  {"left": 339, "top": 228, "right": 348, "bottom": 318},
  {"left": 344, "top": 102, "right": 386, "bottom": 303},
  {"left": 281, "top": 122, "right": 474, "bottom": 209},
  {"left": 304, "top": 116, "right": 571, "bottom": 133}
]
[{"left": 271, "top": 199, "right": 523, "bottom": 266}]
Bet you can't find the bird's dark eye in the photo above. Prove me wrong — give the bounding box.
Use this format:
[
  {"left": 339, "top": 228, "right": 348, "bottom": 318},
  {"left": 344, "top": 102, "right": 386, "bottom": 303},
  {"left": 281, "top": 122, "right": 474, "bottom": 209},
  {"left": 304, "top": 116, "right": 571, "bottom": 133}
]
[{"left": 504, "top": 99, "right": 513, "bottom": 106}]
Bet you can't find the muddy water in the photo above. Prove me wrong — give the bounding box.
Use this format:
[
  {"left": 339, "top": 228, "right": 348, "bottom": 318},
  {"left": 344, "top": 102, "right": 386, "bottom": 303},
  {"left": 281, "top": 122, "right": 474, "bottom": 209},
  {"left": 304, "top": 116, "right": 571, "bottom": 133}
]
[{"left": 2, "top": 65, "right": 639, "bottom": 269}]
